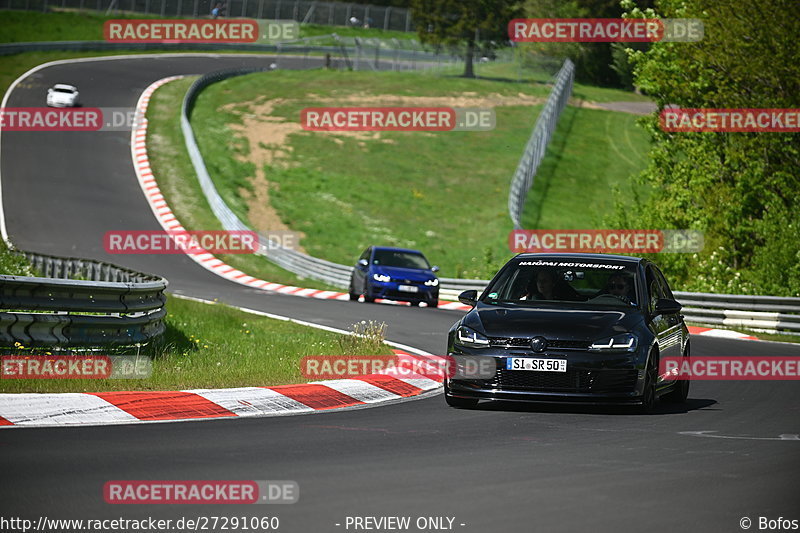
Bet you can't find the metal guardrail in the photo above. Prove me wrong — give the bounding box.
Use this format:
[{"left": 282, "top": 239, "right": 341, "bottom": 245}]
[
  {"left": 1, "top": 0, "right": 414, "bottom": 32},
  {"left": 0, "top": 251, "right": 168, "bottom": 347},
  {"left": 508, "top": 58, "right": 574, "bottom": 229},
  {"left": 674, "top": 291, "right": 800, "bottom": 333}
]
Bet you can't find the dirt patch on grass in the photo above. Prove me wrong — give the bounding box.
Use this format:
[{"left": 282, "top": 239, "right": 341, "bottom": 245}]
[{"left": 221, "top": 92, "right": 545, "bottom": 238}]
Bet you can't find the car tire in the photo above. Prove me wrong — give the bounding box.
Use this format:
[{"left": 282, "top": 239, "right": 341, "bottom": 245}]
[
  {"left": 445, "top": 393, "right": 478, "bottom": 409},
  {"left": 362, "top": 282, "right": 375, "bottom": 303},
  {"left": 637, "top": 352, "right": 657, "bottom": 414},
  {"left": 348, "top": 286, "right": 359, "bottom": 301},
  {"left": 411, "top": 301, "right": 420, "bottom": 306},
  {"left": 428, "top": 299, "right": 439, "bottom": 308},
  {"left": 663, "top": 348, "right": 690, "bottom": 403}
]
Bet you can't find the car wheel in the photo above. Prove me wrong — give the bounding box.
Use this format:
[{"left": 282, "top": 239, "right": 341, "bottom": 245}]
[
  {"left": 410, "top": 301, "right": 420, "bottom": 306},
  {"left": 428, "top": 299, "right": 439, "bottom": 308},
  {"left": 348, "top": 280, "right": 359, "bottom": 301},
  {"left": 664, "top": 348, "right": 690, "bottom": 403},
  {"left": 445, "top": 393, "right": 478, "bottom": 409},
  {"left": 362, "top": 282, "right": 375, "bottom": 303},
  {"left": 637, "top": 353, "right": 657, "bottom": 414}
]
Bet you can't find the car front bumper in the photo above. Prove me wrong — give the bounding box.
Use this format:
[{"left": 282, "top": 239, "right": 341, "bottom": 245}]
[
  {"left": 445, "top": 350, "right": 648, "bottom": 404},
  {"left": 367, "top": 282, "right": 438, "bottom": 303}
]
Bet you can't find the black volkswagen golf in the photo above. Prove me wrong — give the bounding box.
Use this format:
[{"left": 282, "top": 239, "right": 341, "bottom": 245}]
[{"left": 445, "top": 253, "right": 690, "bottom": 412}]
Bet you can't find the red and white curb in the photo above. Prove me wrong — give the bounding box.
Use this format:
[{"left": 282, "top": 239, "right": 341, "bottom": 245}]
[
  {"left": 130, "top": 76, "right": 471, "bottom": 312},
  {"left": 687, "top": 325, "right": 757, "bottom": 341},
  {"left": 0, "top": 349, "right": 446, "bottom": 428}
]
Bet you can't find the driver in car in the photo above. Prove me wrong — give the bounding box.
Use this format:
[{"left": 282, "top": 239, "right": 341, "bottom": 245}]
[{"left": 605, "top": 273, "right": 635, "bottom": 304}]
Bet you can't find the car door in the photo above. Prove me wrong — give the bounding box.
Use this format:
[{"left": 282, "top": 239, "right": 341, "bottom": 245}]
[{"left": 646, "top": 264, "right": 682, "bottom": 385}]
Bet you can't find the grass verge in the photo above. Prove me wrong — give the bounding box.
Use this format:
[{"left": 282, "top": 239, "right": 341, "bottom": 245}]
[
  {"left": 0, "top": 240, "right": 36, "bottom": 276},
  {"left": 522, "top": 105, "right": 651, "bottom": 229},
  {"left": 0, "top": 295, "right": 394, "bottom": 393}
]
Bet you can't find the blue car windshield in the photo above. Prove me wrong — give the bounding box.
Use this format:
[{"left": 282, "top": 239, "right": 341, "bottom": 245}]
[
  {"left": 372, "top": 250, "right": 430, "bottom": 270},
  {"left": 483, "top": 259, "right": 639, "bottom": 308}
]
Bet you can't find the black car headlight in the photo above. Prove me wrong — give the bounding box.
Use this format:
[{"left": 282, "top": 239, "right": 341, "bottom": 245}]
[
  {"left": 589, "top": 333, "right": 638, "bottom": 353},
  {"left": 455, "top": 326, "right": 490, "bottom": 348}
]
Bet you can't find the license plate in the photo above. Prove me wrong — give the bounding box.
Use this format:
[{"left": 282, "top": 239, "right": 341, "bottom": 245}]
[
  {"left": 398, "top": 285, "right": 418, "bottom": 293},
  {"left": 506, "top": 358, "right": 567, "bottom": 372}
]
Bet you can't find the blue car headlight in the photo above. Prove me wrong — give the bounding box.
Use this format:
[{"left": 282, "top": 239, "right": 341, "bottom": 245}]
[
  {"left": 589, "top": 333, "right": 638, "bottom": 353},
  {"left": 455, "top": 326, "right": 490, "bottom": 348},
  {"left": 424, "top": 278, "right": 439, "bottom": 287},
  {"left": 372, "top": 273, "right": 391, "bottom": 282}
]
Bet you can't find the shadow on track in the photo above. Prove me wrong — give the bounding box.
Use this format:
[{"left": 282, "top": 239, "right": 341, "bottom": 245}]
[{"left": 457, "top": 397, "right": 717, "bottom": 416}]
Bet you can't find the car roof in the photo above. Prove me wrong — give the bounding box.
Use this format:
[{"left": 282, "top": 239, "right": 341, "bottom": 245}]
[
  {"left": 514, "top": 252, "right": 645, "bottom": 264},
  {"left": 52, "top": 84, "right": 77, "bottom": 91},
  {"left": 371, "top": 246, "right": 426, "bottom": 255}
]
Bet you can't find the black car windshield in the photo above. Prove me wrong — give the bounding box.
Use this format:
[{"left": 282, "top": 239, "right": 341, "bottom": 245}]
[
  {"left": 53, "top": 88, "right": 75, "bottom": 93},
  {"left": 372, "top": 250, "right": 430, "bottom": 270},
  {"left": 483, "top": 258, "right": 639, "bottom": 308}
]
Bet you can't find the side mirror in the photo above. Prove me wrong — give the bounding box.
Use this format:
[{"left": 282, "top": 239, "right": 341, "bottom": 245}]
[
  {"left": 458, "top": 290, "right": 478, "bottom": 307},
  {"left": 357, "top": 259, "right": 368, "bottom": 268},
  {"left": 431, "top": 265, "right": 440, "bottom": 273},
  {"left": 654, "top": 298, "right": 682, "bottom": 315}
]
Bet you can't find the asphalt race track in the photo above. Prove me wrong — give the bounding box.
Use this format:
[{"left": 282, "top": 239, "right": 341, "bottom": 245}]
[{"left": 1, "top": 55, "right": 799, "bottom": 533}]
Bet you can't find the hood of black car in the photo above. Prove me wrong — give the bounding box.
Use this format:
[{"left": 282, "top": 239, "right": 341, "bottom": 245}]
[{"left": 467, "top": 303, "right": 642, "bottom": 341}]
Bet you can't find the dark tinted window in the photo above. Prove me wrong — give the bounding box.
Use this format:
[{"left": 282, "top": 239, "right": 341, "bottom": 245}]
[
  {"left": 483, "top": 259, "right": 639, "bottom": 308},
  {"left": 645, "top": 265, "right": 665, "bottom": 313},
  {"left": 653, "top": 266, "right": 675, "bottom": 299},
  {"left": 372, "top": 250, "right": 430, "bottom": 270}
]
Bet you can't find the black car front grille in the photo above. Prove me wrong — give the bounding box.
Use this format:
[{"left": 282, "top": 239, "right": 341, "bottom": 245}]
[
  {"left": 488, "top": 337, "right": 589, "bottom": 350},
  {"left": 483, "top": 366, "right": 638, "bottom": 393}
]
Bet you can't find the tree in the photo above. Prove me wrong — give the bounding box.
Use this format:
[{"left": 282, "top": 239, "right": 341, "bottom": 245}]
[
  {"left": 610, "top": 0, "right": 800, "bottom": 295},
  {"left": 410, "top": 0, "right": 523, "bottom": 78}
]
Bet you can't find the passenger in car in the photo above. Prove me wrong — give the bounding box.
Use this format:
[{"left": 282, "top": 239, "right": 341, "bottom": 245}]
[
  {"left": 605, "top": 273, "right": 636, "bottom": 303},
  {"left": 521, "top": 270, "right": 581, "bottom": 301}
]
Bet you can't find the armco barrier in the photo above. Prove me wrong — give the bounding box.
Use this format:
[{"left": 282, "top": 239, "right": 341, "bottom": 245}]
[
  {"left": 674, "top": 291, "right": 800, "bottom": 333},
  {"left": 0, "top": 251, "right": 167, "bottom": 347}
]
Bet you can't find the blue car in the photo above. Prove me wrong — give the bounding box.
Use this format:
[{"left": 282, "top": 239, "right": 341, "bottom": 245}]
[{"left": 349, "top": 246, "right": 440, "bottom": 307}]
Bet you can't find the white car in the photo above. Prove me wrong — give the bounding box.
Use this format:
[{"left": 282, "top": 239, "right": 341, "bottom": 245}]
[{"left": 46, "top": 84, "right": 79, "bottom": 107}]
